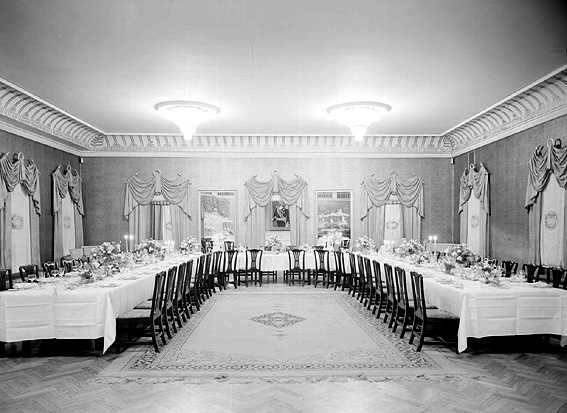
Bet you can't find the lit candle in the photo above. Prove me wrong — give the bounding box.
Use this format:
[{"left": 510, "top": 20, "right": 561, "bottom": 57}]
[
  {"left": 433, "top": 235, "right": 438, "bottom": 253},
  {"left": 124, "top": 235, "right": 129, "bottom": 252}
]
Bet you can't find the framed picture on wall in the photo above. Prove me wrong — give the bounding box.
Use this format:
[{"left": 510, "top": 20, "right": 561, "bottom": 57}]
[
  {"left": 199, "top": 190, "right": 237, "bottom": 248},
  {"left": 316, "top": 190, "right": 352, "bottom": 243},
  {"left": 267, "top": 201, "right": 290, "bottom": 231}
]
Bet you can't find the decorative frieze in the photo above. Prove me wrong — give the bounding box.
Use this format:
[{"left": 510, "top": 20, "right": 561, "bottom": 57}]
[
  {"left": 2, "top": 66, "right": 566, "bottom": 157},
  {"left": 0, "top": 81, "right": 102, "bottom": 150}
]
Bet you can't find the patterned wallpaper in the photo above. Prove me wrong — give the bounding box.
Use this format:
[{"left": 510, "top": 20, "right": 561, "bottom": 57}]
[{"left": 453, "top": 113, "right": 567, "bottom": 263}]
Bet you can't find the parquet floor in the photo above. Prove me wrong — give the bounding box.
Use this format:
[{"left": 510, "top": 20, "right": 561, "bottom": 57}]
[{"left": 1, "top": 283, "right": 567, "bottom": 412}]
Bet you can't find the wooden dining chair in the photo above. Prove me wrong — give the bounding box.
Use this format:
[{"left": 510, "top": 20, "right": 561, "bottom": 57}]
[
  {"left": 238, "top": 249, "right": 263, "bottom": 287},
  {"left": 392, "top": 266, "right": 414, "bottom": 338},
  {"left": 210, "top": 250, "right": 225, "bottom": 292},
  {"left": 371, "top": 260, "right": 387, "bottom": 319},
  {"left": 364, "top": 257, "right": 376, "bottom": 311},
  {"left": 408, "top": 271, "right": 459, "bottom": 353},
  {"left": 181, "top": 259, "right": 194, "bottom": 317},
  {"left": 42, "top": 261, "right": 59, "bottom": 278},
  {"left": 313, "top": 249, "right": 331, "bottom": 288},
  {"left": 173, "top": 261, "right": 187, "bottom": 327},
  {"left": 356, "top": 254, "right": 368, "bottom": 303},
  {"left": 222, "top": 250, "right": 239, "bottom": 288},
  {"left": 522, "top": 263, "right": 539, "bottom": 283},
  {"left": 60, "top": 256, "right": 77, "bottom": 274},
  {"left": 162, "top": 266, "right": 178, "bottom": 338},
  {"left": 348, "top": 252, "right": 362, "bottom": 299},
  {"left": 286, "top": 249, "right": 309, "bottom": 286},
  {"left": 18, "top": 264, "right": 39, "bottom": 282},
  {"left": 0, "top": 269, "right": 13, "bottom": 291},
  {"left": 382, "top": 263, "right": 397, "bottom": 325},
  {"left": 224, "top": 240, "right": 235, "bottom": 251},
  {"left": 333, "top": 250, "right": 352, "bottom": 291},
  {"left": 116, "top": 271, "right": 167, "bottom": 353},
  {"left": 501, "top": 260, "right": 518, "bottom": 277}
]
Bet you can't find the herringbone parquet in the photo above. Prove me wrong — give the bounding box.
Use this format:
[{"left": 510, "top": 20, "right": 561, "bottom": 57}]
[{"left": 1, "top": 284, "right": 566, "bottom": 412}]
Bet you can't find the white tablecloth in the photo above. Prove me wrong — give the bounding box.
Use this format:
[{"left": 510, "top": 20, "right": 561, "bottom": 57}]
[
  {"left": 234, "top": 252, "right": 317, "bottom": 271},
  {"left": 0, "top": 256, "right": 193, "bottom": 353},
  {"left": 373, "top": 254, "right": 567, "bottom": 352}
]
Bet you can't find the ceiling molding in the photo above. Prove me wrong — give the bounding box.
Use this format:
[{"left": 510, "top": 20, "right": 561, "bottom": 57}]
[
  {"left": 92, "top": 134, "right": 450, "bottom": 155},
  {"left": 2, "top": 66, "right": 567, "bottom": 158},
  {"left": 445, "top": 67, "right": 567, "bottom": 154},
  {"left": 0, "top": 80, "right": 102, "bottom": 150}
]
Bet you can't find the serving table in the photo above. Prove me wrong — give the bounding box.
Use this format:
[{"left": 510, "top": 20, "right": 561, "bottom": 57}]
[
  {"left": 0, "top": 256, "right": 193, "bottom": 354},
  {"left": 372, "top": 253, "right": 567, "bottom": 353}
]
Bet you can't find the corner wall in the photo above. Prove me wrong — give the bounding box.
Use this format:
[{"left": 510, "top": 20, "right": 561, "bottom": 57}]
[
  {"left": 1, "top": 130, "right": 81, "bottom": 264},
  {"left": 453, "top": 113, "right": 567, "bottom": 263}
]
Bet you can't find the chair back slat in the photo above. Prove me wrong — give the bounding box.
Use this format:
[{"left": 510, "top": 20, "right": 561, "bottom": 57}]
[
  {"left": 246, "top": 249, "right": 263, "bottom": 271},
  {"left": 19, "top": 264, "right": 39, "bottom": 282},
  {"left": 224, "top": 240, "right": 235, "bottom": 251},
  {"left": 288, "top": 249, "right": 304, "bottom": 271},
  {"left": 409, "top": 271, "right": 425, "bottom": 319},
  {"left": 43, "top": 261, "right": 59, "bottom": 278},
  {"left": 383, "top": 263, "right": 395, "bottom": 306},
  {"left": 394, "top": 266, "right": 410, "bottom": 308},
  {"left": 372, "top": 260, "right": 384, "bottom": 295},
  {"left": 313, "top": 249, "right": 328, "bottom": 272},
  {"left": 224, "top": 250, "right": 238, "bottom": 272},
  {"left": 151, "top": 271, "right": 167, "bottom": 318}
]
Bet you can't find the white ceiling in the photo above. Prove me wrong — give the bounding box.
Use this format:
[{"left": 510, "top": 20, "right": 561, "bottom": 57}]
[{"left": 0, "top": 0, "right": 566, "bottom": 138}]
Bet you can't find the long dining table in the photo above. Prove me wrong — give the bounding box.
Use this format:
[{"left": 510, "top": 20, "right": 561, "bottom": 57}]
[
  {"left": 371, "top": 253, "right": 567, "bottom": 353},
  {"left": 0, "top": 255, "right": 197, "bottom": 354}
]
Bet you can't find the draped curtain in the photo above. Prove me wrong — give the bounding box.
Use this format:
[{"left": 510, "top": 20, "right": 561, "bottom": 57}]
[
  {"left": 0, "top": 152, "right": 41, "bottom": 270},
  {"left": 201, "top": 194, "right": 230, "bottom": 218},
  {"left": 124, "top": 170, "right": 192, "bottom": 248},
  {"left": 244, "top": 171, "right": 310, "bottom": 248},
  {"left": 458, "top": 163, "right": 490, "bottom": 259},
  {"left": 361, "top": 172, "right": 424, "bottom": 247},
  {"left": 525, "top": 140, "right": 567, "bottom": 265},
  {"left": 52, "top": 165, "right": 85, "bottom": 260}
]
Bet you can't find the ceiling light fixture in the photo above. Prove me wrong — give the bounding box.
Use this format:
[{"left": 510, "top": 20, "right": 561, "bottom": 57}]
[
  {"left": 327, "top": 102, "right": 391, "bottom": 141},
  {"left": 155, "top": 101, "right": 220, "bottom": 140}
]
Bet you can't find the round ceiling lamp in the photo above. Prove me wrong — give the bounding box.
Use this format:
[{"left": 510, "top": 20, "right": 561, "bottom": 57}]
[
  {"left": 155, "top": 101, "right": 220, "bottom": 140},
  {"left": 327, "top": 102, "right": 391, "bottom": 141}
]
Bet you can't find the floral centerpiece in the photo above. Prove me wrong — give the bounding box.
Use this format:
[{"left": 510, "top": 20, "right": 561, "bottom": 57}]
[
  {"left": 180, "top": 236, "right": 199, "bottom": 254},
  {"left": 324, "top": 230, "right": 344, "bottom": 249},
  {"left": 394, "top": 239, "right": 425, "bottom": 258},
  {"left": 136, "top": 238, "right": 167, "bottom": 260},
  {"left": 265, "top": 234, "right": 284, "bottom": 252},
  {"left": 444, "top": 244, "right": 481, "bottom": 267},
  {"left": 355, "top": 236, "right": 376, "bottom": 253},
  {"left": 90, "top": 241, "right": 122, "bottom": 275}
]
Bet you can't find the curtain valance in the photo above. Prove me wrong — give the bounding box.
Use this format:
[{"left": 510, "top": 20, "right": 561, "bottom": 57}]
[
  {"left": 244, "top": 171, "right": 310, "bottom": 222},
  {"left": 458, "top": 163, "right": 490, "bottom": 215},
  {"left": 201, "top": 194, "right": 230, "bottom": 219},
  {"left": 0, "top": 152, "right": 41, "bottom": 215},
  {"left": 52, "top": 165, "right": 84, "bottom": 216},
  {"left": 525, "top": 139, "right": 567, "bottom": 209},
  {"left": 124, "top": 170, "right": 192, "bottom": 219},
  {"left": 361, "top": 172, "right": 424, "bottom": 220}
]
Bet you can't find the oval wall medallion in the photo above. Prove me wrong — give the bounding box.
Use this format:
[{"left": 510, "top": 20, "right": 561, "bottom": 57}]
[
  {"left": 470, "top": 214, "right": 479, "bottom": 229},
  {"left": 165, "top": 221, "right": 173, "bottom": 231},
  {"left": 63, "top": 215, "right": 72, "bottom": 229},
  {"left": 11, "top": 213, "right": 24, "bottom": 230},
  {"left": 386, "top": 221, "right": 399, "bottom": 230},
  {"left": 544, "top": 211, "right": 558, "bottom": 230}
]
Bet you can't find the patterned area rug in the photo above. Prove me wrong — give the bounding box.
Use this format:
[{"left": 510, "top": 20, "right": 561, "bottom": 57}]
[{"left": 97, "top": 288, "right": 465, "bottom": 383}]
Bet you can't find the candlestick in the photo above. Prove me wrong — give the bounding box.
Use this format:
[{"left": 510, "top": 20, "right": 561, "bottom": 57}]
[
  {"left": 124, "top": 235, "right": 129, "bottom": 252},
  {"left": 433, "top": 235, "right": 437, "bottom": 253}
]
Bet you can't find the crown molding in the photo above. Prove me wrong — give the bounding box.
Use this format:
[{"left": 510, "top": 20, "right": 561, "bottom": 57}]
[
  {"left": 1, "top": 66, "right": 567, "bottom": 158},
  {"left": 88, "top": 134, "right": 450, "bottom": 156},
  {"left": 0, "top": 80, "right": 103, "bottom": 150},
  {"left": 445, "top": 66, "right": 567, "bottom": 155}
]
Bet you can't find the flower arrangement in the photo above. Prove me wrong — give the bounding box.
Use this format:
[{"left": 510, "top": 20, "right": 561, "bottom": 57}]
[
  {"left": 180, "top": 236, "right": 199, "bottom": 254},
  {"left": 136, "top": 238, "right": 166, "bottom": 258},
  {"left": 90, "top": 241, "right": 121, "bottom": 266},
  {"left": 394, "top": 239, "right": 425, "bottom": 258},
  {"left": 265, "top": 235, "right": 284, "bottom": 252},
  {"left": 444, "top": 244, "right": 481, "bottom": 267},
  {"left": 356, "top": 236, "right": 376, "bottom": 253},
  {"left": 324, "top": 230, "right": 344, "bottom": 248}
]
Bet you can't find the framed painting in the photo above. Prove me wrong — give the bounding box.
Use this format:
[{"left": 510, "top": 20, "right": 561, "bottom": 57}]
[
  {"left": 199, "top": 190, "right": 237, "bottom": 248},
  {"left": 267, "top": 200, "right": 290, "bottom": 231},
  {"left": 315, "top": 190, "right": 352, "bottom": 243}
]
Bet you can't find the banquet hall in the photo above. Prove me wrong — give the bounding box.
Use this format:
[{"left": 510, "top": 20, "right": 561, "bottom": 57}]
[{"left": 1, "top": 1, "right": 567, "bottom": 412}]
